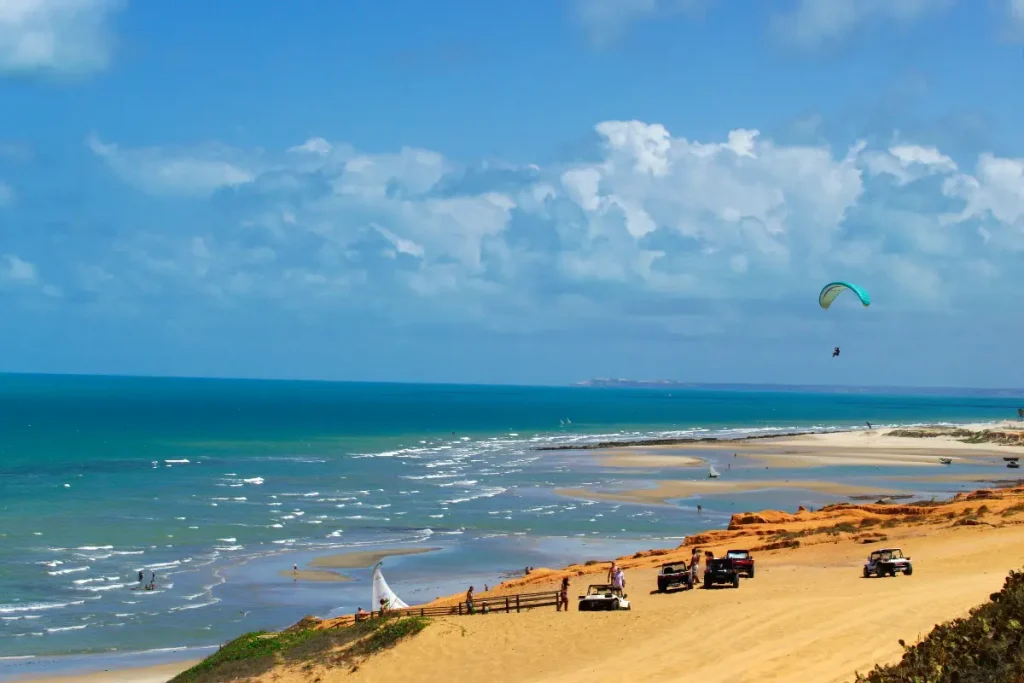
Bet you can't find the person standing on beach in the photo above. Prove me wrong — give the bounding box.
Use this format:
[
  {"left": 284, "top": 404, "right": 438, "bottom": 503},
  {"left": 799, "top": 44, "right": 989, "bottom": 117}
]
[
  {"left": 607, "top": 562, "right": 618, "bottom": 585},
  {"left": 466, "top": 586, "right": 475, "bottom": 614},
  {"left": 558, "top": 577, "right": 569, "bottom": 612},
  {"left": 690, "top": 549, "right": 701, "bottom": 585},
  {"left": 612, "top": 566, "right": 625, "bottom": 593}
]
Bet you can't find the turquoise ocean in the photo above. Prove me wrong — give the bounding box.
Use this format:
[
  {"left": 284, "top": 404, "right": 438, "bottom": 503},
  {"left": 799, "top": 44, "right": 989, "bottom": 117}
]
[{"left": 0, "top": 374, "right": 1020, "bottom": 679}]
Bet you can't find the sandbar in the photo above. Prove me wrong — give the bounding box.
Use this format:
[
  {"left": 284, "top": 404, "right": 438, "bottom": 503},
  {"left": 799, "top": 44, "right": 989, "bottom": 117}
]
[
  {"left": 309, "top": 546, "right": 440, "bottom": 569},
  {"left": 10, "top": 660, "right": 198, "bottom": 683},
  {"left": 278, "top": 569, "right": 351, "bottom": 582},
  {"left": 556, "top": 479, "right": 900, "bottom": 505},
  {"left": 661, "top": 426, "right": 1023, "bottom": 469},
  {"left": 593, "top": 448, "right": 703, "bottom": 469}
]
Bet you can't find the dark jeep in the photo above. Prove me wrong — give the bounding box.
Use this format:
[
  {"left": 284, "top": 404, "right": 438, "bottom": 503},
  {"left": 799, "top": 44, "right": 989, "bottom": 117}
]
[
  {"left": 703, "top": 557, "right": 740, "bottom": 589},
  {"left": 657, "top": 561, "right": 693, "bottom": 592}
]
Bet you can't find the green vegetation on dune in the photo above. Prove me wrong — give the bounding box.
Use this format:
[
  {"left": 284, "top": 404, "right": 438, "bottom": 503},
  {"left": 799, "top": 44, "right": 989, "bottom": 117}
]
[
  {"left": 170, "top": 615, "right": 429, "bottom": 683},
  {"left": 855, "top": 570, "right": 1024, "bottom": 682}
]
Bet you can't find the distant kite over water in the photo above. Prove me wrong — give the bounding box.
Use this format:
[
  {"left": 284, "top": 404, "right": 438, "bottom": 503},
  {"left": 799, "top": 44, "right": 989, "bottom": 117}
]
[{"left": 818, "top": 281, "right": 871, "bottom": 310}]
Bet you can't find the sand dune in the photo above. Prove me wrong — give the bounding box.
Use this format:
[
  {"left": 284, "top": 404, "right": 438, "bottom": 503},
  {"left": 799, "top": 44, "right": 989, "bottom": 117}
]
[
  {"left": 263, "top": 482, "right": 1024, "bottom": 683},
  {"left": 556, "top": 479, "right": 901, "bottom": 505}
]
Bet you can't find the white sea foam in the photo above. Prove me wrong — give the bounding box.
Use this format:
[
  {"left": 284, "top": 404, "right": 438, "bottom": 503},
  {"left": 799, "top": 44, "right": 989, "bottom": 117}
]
[
  {"left": 77, "top": 583, "right": 127, "bottom": 592},
  {"left": 169, "top": 599, "right": 220, "bottom": 612},
  {"left": 146, "top": 560, "right": 181, "bottom": 570},
  {"left": 46, "top": 624, "right": 89, "bottom": 633},
  {"left": 165, "top": 459, "right": 190, "bottom": 464},
  {"left": 0, "top": 601, "right": 85, "bottom": 614},
  {"left": 243, "top": 477, "right": 264, "bottom": 485},
  {"left": 48, "top": 566, "right": 89, "bottom": 576}
]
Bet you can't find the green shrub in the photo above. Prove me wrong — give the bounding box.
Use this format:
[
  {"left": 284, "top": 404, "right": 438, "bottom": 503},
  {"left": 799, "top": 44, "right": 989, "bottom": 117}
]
[
  {"left": 171, "top": 616, "right": 429, "bottom": 683},
  {"left": 854, "top": 569, "right": 1024, "bottom": 682}
]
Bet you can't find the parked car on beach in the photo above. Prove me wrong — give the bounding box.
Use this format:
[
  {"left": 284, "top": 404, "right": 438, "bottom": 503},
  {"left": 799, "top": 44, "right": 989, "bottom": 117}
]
[
  {"left": 656, "top": 561, "right": 693, "bottom": 592},
  {"left": 863, "top": 548, "right": 913, "bottom": 578},
  {"left": 578, "top": 584, "right": 631, "bottom": 611},
  {"left": 703, "top": 558, "right": 741, "bottom": 589},
  {"left": 725, "top": 549, "right": 755, "bottom": 578}
]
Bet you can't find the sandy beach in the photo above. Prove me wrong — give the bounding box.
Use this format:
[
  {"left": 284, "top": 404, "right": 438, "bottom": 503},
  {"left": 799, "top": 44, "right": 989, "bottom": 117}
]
[
  {"left": 18, "top": 424, "right": 1024, "bottom": 683},
  {"left": 591, "top": 449, "right": 703, "bottom": 469},
  {"left": 557, "top": 479, "right": 901, "bottom": 505},
  {"left": 277, "top": 568, "right": 351, "bottom": 582},
  {"left": 308, "top": 547, "right": 441, "bottom": 569},
  {"left": 293, "top": 483, "right": 1024, "bottom": 683},
  {"left": 10, "top": 661, "right": 200, "bottom": 683},
  {"left": 701, "top": 424, "right": 1024, "bottom": 469}
]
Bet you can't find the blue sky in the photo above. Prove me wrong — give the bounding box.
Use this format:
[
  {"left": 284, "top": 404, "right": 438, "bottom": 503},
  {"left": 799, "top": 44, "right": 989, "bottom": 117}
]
[{"left": 2, "top": 0, "right": 1024, "bottom": 387}]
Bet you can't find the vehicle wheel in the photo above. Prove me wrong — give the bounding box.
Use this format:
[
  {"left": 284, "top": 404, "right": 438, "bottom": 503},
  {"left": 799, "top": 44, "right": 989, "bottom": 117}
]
[
  {"left": 657, "top": 583, "right": 665, "bottom": 593},
  {"left": 863, "top": 567, "right": 870, "bottom": 579},
  {"left": 905, "top": 565, "right": 913, "bottom": 576},
  {"left": 732, "top": 576, "right": 740, "bottom": 588},
  {"left": 704, "top": 580, "right": 712, "bottom": 589},
  {"left": 749, "top": 567, "right": 755, "bottom": 579}
]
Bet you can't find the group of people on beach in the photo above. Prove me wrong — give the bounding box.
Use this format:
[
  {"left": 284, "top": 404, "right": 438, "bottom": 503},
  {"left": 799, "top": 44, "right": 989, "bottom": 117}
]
[
  {"left": 688, "top": 548, "right": 715, "bottom": 585},
  {"left": 136, "top": 570, "right": 157, "bottom": 591}
]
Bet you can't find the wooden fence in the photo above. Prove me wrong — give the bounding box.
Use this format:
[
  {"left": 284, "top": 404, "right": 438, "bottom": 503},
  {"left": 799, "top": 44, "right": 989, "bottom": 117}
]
[{"left": 356, "top": 590, "right": 562, "bottom": 621}]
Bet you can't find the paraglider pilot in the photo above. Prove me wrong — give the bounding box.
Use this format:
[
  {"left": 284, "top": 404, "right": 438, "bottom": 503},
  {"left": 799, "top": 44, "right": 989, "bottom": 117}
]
[{"left": 832, "top": 346, "right": 840, "bottom": 358}]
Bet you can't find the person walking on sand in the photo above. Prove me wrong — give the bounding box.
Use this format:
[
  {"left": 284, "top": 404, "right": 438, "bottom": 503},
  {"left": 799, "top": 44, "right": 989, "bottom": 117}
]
[
  {"left": 612, "top": 566, "right": 625, "bottom": 594},
  {"left": 607, "top": 561, "right": 618, "bottom": 585},
  {"left": 558, "top": 577, "right": 569, "bottom": 612},
  {"left": 690, "top": 549, "right": 701, "bottom": 585},
  {"left": 466, "top": 586, "right": 475, "bottom": 614}
]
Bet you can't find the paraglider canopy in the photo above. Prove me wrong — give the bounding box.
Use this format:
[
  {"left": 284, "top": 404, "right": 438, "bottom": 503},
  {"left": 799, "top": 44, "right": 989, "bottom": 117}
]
[{"left": 818, "top": 282, "right": 870, "bottom": 309}]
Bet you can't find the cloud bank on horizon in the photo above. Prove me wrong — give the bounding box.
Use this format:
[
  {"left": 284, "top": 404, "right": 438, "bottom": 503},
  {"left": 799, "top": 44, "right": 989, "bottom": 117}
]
[{"left": 1, "top": 0, "right": 1023, "bottom": 386}]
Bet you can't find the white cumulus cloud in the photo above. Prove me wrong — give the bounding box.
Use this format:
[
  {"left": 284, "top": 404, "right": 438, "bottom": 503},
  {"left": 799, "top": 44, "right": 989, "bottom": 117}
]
[
  {"left": 1, "top": 254, "right": 37, "bottom": 283},
  {"left": 769, "top": 0, "right": 952, "bottom": 49},
  {"left": 0, "top": 180, "right": 14, "bottom": 206},
  {"left": 86, "top": 131, "right": 257, "bottom": 197},
  {"left": 0, "top": 0, "right": 124, "bottom": 75},
  {"left": 79, "top": 119, "right": 1024, "bottom": 331},
  {"left": 572, "top": 0, "right": 710, "bottom": 46}
]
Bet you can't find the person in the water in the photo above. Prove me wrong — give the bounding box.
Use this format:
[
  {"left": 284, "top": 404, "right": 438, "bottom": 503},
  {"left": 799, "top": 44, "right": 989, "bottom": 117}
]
[{"left": 832, "top": 346, "right": 840, "bottom": 357}]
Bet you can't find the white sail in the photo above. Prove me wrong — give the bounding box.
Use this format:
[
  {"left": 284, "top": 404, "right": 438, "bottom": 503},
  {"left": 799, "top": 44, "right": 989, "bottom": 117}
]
[
  {"left": 709, "top": 465, "right": 720, "bottom": 478},
  {"left": 371, "top": 562, "right": 408, "bottom": 611}
]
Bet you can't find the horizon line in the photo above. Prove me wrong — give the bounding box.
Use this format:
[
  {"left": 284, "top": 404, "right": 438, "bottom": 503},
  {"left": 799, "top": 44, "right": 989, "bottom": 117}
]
[{"left": 0, "top": 370, "right": 1022, "bottom": 396}]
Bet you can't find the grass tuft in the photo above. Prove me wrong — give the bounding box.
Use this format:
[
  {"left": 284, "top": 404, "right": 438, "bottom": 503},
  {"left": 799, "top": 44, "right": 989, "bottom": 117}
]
[{"left": 170, "top": 615, "right": 429, "bottom": 683}]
